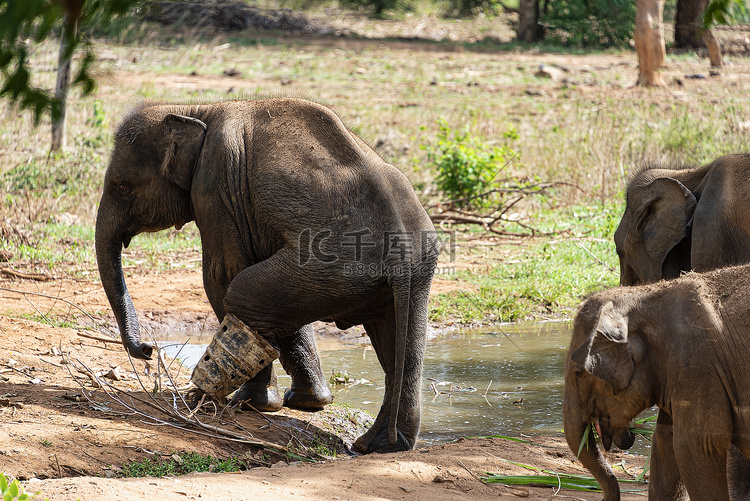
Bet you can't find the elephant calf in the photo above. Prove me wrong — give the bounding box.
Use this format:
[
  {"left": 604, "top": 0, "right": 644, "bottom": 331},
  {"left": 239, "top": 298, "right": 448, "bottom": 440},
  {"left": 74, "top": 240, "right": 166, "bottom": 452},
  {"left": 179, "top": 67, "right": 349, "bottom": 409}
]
[
  {"left": 564, "top": 265, "right": 750, "bottom": 500},
  {"left": 615, "top": 154, "right": 750, "bottom": 286},
  {"left": 95, "top": 98, "right": 439, "bottom": 454}
]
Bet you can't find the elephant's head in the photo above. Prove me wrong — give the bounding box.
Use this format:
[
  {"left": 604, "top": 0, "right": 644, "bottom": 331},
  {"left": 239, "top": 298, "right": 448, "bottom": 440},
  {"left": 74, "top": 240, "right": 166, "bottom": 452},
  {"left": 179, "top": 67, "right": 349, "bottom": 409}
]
[
  {"left": 95, "top": 105, "right": 207, "bottom": 359},
  {"left": 614, "top": 176, "right": 696, "bottom": 286},
  {"left": 564, "top": 299, "right": 650, "bottom": 500}
]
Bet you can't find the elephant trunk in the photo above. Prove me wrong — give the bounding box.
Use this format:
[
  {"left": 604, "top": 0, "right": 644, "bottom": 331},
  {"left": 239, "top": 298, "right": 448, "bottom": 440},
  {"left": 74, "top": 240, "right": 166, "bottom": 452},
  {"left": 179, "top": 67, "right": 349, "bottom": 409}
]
[
  {"left": 95, "top": 201, "right": 153, "bottom": 360},
  {"left": 563, "top": 412, "right": 621, "bottom": 501}
]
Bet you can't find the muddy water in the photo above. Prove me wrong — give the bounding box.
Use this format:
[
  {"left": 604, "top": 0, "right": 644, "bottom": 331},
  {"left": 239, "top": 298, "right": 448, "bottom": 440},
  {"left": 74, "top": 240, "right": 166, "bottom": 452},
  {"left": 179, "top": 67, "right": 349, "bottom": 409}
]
[
  {"left": 318, "top": 321, "right": 572, "bottom": 446},
  {"left": 159, "top": 321, "right": 577, "bottom": 447}
]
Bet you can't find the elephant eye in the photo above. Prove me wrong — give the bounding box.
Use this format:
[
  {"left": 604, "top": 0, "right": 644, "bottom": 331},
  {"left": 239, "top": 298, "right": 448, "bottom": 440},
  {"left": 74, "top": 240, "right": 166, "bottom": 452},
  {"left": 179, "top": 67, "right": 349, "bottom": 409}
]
[{"left": 116, "top": 182, "right": 131, "bottom": 194}]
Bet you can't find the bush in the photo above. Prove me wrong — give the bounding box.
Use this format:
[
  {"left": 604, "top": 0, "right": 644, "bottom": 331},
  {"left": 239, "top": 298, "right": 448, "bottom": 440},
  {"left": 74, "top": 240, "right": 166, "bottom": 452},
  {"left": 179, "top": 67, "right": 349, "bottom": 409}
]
[
  {"left": 444, "top": 0, "right": 501, "bottom": 17},
  {"left": 338, "top": 0, "right": 412, "bottom": 16},
  {"left": 541, "top": 0, "right": 636, "bottom": 47},
  {"left": 426, "top": 118, "right": 520, "bottom": 210}
]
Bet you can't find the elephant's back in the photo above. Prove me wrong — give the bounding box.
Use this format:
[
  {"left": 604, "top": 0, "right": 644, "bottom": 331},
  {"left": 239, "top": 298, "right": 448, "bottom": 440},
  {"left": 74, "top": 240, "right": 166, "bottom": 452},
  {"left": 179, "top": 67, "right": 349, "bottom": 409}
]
[{"left": 244, "top": 99, "right": 431, "bottom": 237}]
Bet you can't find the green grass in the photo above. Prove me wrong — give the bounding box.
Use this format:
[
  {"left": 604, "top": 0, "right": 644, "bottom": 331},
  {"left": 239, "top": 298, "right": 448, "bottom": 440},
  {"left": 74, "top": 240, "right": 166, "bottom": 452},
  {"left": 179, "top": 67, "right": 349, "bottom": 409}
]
[
  {"left": 430, "top": 202, "right": 621, "bottom": 323},
  {"left": 119, "top": 451, "right": 256, "bottom": 478},
  {"left": 481, "top": 460, "right": 647, "bottom": 493}
]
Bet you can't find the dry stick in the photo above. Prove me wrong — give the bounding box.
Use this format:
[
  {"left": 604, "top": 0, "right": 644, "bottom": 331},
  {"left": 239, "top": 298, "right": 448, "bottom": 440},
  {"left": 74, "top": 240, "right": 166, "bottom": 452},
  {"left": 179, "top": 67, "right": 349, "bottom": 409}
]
[
  {"left": 77, "top": 331, "right": 121, "bottom": 344},
  {"left": 0, "top": 267, "right": 52, "bottom": 281},
  {"left": 458, "top": 460, "right": 481, "bottom": 481},
  {"left": 131, "top": 350, "right": 317, "bottom": 459},
  {"left": 575, "top": 241, "right": 616, "bottom": 273},
  {"left": 0, "top": 286, "right": 115, "bottom": 336},
  {"left": 71, "top": 358, "right": 294, "bottom": 454},
  {"left": 22, "top": 293, "right": 54, "bottom": 325}
]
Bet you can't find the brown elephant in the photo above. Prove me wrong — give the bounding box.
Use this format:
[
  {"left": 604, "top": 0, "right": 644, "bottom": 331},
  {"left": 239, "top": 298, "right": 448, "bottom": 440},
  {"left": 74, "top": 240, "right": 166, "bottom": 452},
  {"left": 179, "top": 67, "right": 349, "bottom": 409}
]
[
  {"left": 564, "top": 265, "right": 750, "bottom": 500},
  {"left": 614, "top": 154, "right": 750, "bottom": 286},
  {"left": 95, "top": 98, "right": 438, "bottom": 453}
]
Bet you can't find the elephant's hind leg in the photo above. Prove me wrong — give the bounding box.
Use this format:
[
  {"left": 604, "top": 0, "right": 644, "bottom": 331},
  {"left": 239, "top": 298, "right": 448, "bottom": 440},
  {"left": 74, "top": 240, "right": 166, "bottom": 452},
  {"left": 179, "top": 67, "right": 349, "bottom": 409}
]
[{"left": 353, "top": 311, "right": 424, "bottom": 454}]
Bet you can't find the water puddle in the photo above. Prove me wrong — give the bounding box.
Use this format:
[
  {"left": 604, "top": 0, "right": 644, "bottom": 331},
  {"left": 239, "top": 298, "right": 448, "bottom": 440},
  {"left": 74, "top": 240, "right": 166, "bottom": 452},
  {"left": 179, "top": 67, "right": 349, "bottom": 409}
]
[{"left": 158, "top": 321, "right": 652, "bottom": 452}]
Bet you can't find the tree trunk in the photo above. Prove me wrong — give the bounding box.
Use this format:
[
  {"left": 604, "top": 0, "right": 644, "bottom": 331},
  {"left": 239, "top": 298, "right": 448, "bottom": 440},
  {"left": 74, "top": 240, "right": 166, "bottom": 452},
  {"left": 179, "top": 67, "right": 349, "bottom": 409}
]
[
  {"left": 51, "top": 4, "right": 82, "bottom": 152},
  {"left": 704, "top": 29, "right": 724, "bottom": 67},
  {"left": 675, "top": 0, "right": 709, "bottom": 48},
  {"left": 634, "top": 0, "right": 666, "bottom": 86},
  {"left": 517, "top": 0, "right": 541, "bottom": 43}
]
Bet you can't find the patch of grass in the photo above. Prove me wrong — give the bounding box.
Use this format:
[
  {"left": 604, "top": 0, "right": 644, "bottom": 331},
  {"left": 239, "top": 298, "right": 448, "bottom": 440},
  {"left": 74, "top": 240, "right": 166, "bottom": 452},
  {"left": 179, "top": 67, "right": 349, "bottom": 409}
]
[
  {"left": 18, "top": 312, "right": 78, "bottom": 330},
  {"left": 481, "top": 460, "right": 646, "bottom": 493},
  {"left": 429, "top": 202, "right": 621, "bottom": 323},
  {"left": 120, "top": 451, "right": 254, "bottom": 478}
]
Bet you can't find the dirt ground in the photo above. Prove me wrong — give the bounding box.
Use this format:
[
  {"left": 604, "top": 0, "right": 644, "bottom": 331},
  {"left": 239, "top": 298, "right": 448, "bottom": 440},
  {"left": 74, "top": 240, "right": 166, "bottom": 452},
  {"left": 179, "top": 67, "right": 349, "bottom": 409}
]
[{"left": 0, "top": 269, "right": 647, "bottom": 500}]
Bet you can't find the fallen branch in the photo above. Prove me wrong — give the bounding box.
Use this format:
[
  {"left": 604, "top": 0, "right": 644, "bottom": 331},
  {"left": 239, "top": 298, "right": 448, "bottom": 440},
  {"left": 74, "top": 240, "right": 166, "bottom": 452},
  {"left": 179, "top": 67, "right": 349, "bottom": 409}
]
[
  {"left": 77, "top": 331, "right": 121, "bottom": 344},
  {"left": 62, "top": 347, "right": 320, "bottom": 461},
  {"left": 426, "top": 181, "right": 579, "bottom": 237},
  {"left": 1, "top": 267, "right": 53, "bottom": 281}
]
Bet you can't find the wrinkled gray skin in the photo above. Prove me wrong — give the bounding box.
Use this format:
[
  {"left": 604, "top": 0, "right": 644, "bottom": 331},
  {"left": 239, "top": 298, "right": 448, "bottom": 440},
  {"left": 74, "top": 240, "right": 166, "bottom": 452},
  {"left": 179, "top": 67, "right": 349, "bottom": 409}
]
[
  {"left": 95, "top": 98, "right": 438, "bottom": 454},
  {"left": 614, "top": 154, "right": 750, "bottom": 286},
  {"left": 564, "top": 265, "right": 750, "bottom": 500}
]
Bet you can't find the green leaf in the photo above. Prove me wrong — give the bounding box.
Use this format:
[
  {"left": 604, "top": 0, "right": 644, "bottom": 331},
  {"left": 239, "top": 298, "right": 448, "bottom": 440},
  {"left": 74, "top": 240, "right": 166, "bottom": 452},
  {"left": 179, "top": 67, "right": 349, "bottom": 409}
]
[
  {"left": 577, "top": 423, "right": 592, "bottom": 457},
  {"left": 0, "top": 473, "right": 7, "bottom": 493}
]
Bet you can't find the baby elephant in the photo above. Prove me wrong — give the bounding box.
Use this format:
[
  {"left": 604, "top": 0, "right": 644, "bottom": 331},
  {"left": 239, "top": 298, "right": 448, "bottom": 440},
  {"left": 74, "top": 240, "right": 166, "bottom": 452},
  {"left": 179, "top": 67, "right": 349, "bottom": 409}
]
[{"left": 564, "top": 265, "right": 750, "bottom": 500}]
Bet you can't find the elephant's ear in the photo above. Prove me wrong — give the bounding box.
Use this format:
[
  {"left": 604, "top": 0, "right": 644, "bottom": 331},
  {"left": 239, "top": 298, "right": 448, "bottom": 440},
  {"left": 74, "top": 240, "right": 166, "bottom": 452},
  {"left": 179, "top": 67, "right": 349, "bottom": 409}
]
[
  {"left": 162, "top": 114, "right": 207, "bottom": 190},
  {"left": 634, "top": 177, "right": 697, "bottom": 274},
  {"left": 571, "top": 301, "right": 633, "bottom": 394}
]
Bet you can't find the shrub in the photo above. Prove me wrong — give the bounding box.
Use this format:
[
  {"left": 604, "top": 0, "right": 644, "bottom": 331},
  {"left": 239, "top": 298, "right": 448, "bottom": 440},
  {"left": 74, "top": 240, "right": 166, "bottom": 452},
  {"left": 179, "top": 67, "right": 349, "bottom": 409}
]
[
  {"left": 541, "top": 0, "right": 636, "bottom": 48},
  {"left": 426, "top": 118, "right": 520, "bottom": 210}
]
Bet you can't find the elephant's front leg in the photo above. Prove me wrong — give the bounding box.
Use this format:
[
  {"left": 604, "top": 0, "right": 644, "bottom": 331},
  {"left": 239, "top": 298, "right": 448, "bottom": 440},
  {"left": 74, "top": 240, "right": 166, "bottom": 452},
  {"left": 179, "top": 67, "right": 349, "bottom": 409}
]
[
  {"left": 230, "top": 326, "right": 332, "bottom": 411},
  {"left": 649, "top": 409, "right": 688, "bottom": 500},
  {"left": 275, "top": 324, "right": 333, "bottom": 410},
  {"left": 673, "top": 427, "right": 732, "bottom": 501},
  {"left": 203, "top": 270, "right": 330, "bottom": 412}
]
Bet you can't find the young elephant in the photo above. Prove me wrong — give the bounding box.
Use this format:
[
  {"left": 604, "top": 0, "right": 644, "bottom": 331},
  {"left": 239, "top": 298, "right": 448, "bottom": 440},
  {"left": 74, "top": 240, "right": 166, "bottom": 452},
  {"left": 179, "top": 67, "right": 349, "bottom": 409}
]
[
  {"left": 615, "top": 154, "right": 750, "bottom": 286},
  {"left": 95, "top": 98, "right": 439, "bottom": 453},
  {"left": 564, "top": 265, "right": 750, "bottom": 500}
]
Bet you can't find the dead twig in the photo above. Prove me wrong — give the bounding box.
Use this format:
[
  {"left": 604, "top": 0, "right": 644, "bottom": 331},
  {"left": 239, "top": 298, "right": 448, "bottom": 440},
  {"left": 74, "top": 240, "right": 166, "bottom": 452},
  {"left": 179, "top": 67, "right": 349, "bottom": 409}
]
[
  {"left": 0, "top": 267, "right": 53, "bottom": 281},
  {"left": 575, "top": 241, "right": 616, "bottom": 273},
  {"left": 0, "top": 286, "right": 115, "bottom": 336},
  {"left": 60, "top": 343, "right": 320, "bottom": 461},
  {"left": 77, "top": 331, "right": 121, "bottom": 344}
]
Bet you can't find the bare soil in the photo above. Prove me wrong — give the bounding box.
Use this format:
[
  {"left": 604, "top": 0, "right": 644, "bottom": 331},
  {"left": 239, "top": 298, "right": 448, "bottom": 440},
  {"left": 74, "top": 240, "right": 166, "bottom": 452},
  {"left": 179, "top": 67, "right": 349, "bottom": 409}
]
[{"left": 0, "top": 269, "right": 646, "bottom": 500}]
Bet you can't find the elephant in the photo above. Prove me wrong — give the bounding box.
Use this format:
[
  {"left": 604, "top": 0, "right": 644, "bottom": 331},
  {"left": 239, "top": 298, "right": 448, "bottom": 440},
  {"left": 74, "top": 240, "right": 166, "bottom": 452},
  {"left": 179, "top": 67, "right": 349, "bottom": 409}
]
[
  {"left": 95, "top": 98, "right": 439, "bottom": 454},
  {"left": 563, "top": 264, "right": 750, "bottom": 500},
  {"left": 614, "top": 154, "right": 750, "bottom": 286}
]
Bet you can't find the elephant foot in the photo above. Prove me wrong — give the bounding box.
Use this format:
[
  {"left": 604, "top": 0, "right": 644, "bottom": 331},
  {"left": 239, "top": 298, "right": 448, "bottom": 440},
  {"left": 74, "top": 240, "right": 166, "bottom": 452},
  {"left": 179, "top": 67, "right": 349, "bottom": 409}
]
[
  {"left": 352, "top": 425, "right": 412, "bottom": 454},
  {"left": 229, "top": 380, "right": 284, "bottom": 412},
  {"left": 283, "top": 386, "right": 333, "bottom": 411}
]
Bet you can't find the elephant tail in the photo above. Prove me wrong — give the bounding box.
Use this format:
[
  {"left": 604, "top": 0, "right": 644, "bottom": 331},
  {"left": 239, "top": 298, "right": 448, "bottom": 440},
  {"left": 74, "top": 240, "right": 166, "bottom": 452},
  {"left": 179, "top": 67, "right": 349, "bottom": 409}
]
[{"left": 389, "top": 272, "right": 411, "bottom": 447}]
